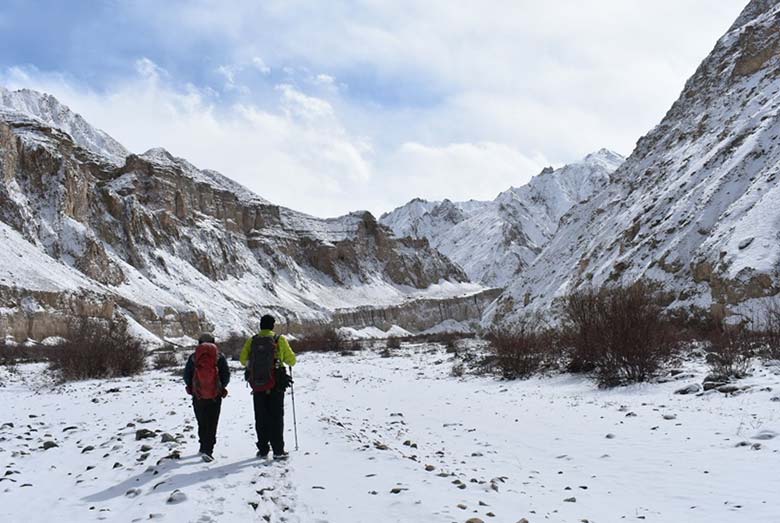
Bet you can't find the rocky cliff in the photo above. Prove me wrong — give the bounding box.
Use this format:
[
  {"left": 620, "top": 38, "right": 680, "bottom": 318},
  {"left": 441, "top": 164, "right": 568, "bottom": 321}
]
[{"left": 0, "top": 91, "right": 472, "bottom": 342}]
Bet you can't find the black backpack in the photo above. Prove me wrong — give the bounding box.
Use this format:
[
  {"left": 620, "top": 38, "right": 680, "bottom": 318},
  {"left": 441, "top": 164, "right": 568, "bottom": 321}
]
[{"left": 245, "top": 334, "right": 278, "bottom": 392}]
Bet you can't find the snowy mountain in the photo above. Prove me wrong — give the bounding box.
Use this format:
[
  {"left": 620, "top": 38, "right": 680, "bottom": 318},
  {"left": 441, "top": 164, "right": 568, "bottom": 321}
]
[
  {"left": 490, "top": 0, "right": 780, "bottom": 324},
  {"left": 0, "top": 89, "right": 474, "bottom": 342},
  {"left": 380, "top": 149, "right": 624, "bottom": 287},
  {"left": 0, "top": 86, "right": 129, "bottom": 165}
]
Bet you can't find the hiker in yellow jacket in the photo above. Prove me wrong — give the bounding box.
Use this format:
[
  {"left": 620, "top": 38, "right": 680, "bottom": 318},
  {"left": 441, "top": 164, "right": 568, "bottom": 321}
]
[{"left": 240, "top": 314, "right": 296, "bottom": 459}]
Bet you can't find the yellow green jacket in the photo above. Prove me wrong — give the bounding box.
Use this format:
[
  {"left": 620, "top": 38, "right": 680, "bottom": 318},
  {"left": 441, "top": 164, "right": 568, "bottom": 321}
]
[{"left": 240, "top": 329, "right": 296, "bottom": 367}]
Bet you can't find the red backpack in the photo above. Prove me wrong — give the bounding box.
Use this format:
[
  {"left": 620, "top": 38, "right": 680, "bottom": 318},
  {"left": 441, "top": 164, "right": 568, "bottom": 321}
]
[{"left": 192, "top": 343, "right": 222, "bottom": 400}]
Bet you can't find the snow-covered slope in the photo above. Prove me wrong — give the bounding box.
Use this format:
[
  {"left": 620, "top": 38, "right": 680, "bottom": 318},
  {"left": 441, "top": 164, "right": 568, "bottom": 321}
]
[
  {"left": 381, "top": 149, "right": 624, "bottom": 287},
  {"left": 0, "top": 89, "right": 473, "bottom": 342},
  {"left": 0, "top": 87, "right": 129, "bottom": 165},
  {"left": 491, "top": 0, "right": 780, "bottom": 324}
]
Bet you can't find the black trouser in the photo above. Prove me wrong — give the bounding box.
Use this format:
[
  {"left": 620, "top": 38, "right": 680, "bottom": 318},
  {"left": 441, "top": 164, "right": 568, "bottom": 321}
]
[
  {"left": 193, "top": 397, "right": 222, "bottom": 455},
  {"left": 253, "top": 388, "right": 285, "bottom": 455}
]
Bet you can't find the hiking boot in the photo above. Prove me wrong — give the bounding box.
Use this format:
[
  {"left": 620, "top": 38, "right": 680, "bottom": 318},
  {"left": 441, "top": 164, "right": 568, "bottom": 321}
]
[
  {"left": 273, "top": 451, "right": 289, "bottom": 460},
  {"left": 256, "top": 450, "right": 269, "bottom": 459},
  {"left": 201, "top": 453, "right": 214, "bottom": 463}
]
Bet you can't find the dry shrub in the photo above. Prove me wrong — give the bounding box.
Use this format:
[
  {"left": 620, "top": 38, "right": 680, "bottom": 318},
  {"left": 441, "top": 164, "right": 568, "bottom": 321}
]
[
  {"left": 759, "top": 298, "right": 780, "bottom": 358},
  {"left": 0, "top": 342, "right": 56, "bottom": 366},
  {"left": 485, "top": 320, "right": 555, "bottom": 379},
  {"left": 706, "top": 323, "right": 754, "bottom": 380},
  {"left": 293, "top": 325, "right": 347, "bottom": 353},
  {"left": 562, "top": 281, "right": 677, "bottom": 386},
  {"left": 49, "top": 318, "right": 146, "bottom": 381},
  {"left": 385, "top": 336, "right": 402, "bottom": 349},
  {"left": 152, "top": 350, "right": 179, "bottom": 370},
  {"left": 219, "top": 332, "right": 249, "bottom": 361}
]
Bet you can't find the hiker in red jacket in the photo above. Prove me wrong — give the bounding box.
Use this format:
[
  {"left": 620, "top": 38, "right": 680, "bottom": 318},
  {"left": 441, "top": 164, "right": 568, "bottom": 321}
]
[{"left": 184, "top": 333, "right": 231, "bottom": 462}]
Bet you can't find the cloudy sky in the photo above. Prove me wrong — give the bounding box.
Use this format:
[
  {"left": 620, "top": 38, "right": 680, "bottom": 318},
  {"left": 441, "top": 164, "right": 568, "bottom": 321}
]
[{"left": 0, "top": 0, "right": 748, "bottom": 217}]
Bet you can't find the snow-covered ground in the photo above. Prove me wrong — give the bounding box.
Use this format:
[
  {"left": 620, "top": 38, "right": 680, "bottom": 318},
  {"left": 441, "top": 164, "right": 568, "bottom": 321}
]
[{"left": 1, "top": 345, "right": 780, "bottom": 522}]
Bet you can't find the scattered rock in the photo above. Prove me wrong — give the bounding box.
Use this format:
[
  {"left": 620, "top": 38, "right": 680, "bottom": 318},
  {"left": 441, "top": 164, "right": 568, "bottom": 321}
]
[
  {"left": 675, "top": 384, "right": 702, "bottom": 395},
  {"left": 42, "top": 441, "right": 58, "bottom": 450},
  {"left": 703, "top": 381, "right": 727, "bottom": 391},
  {"left": 605, "top": 433, "right": 616, "bottom": 439},
  {"left": 374, "top": 442, "right": 389, "bottom": 450},
  {"left": 113, "top": 462, "right": 123, "bottom": 468},
  {"left": 81, "top": 446, "right": 94, "bottom": 454},
  {"left": 718, "top": 385, "right": 740, "bottom": 394},
  {"left": 135, "top": 429, "right": 155, "bottom": 441},
  {"left": 1, "top": 422, "right": 14, "bottom": 430},
  {"left": 160, "top": 433, "right": 176, "bottom": 443},
  {"left": 662, "top": 414, "right": 677, "bottom": 421},
  {"left": 465, "top": 518, "right": 484, "bottom": 523},
  {"left": 125, "top": 488, "right": 142, "bottom": 498},
  {"left": 752, "top": 430, "right": 778, "bottom": 441},
  {"left": 457, "top": 503, "right": 467, "bottom": 510},
  {"left": 62, "top": 426, "right": 78, "bottom": 432},
  {"left": 140, "top": 444, "right": 152, "bottom": 452},
  {"left": 564, "top": 496, "right": 577, "bottom": 503},
  {"left": 166, "top": 489, "right": 187, "bottom": 504},
  {"left": 425, "top": 464, "right": 435, "bottom": 472},
  {"left": 389, "top": 487, "right": 405, "bottom": 494}
]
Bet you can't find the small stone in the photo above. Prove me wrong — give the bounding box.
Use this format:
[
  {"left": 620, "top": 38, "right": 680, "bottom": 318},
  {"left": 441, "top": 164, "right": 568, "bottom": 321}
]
[
  {"left": 166, "top": 489, "right": 187, "bottom": 504},
  {"left": 516, "top": 519, "right": 530, "bottom": 523},
  {"left": 457, "top": 503, "right": 467, "bottom": 510},
  {"left": 374, "top": 442, "right": 389, "bottom": 450},
  {"left": 135, "top": 429, "right": 155, "bottom": 441},
  {"left": 42, "top": 441, "right": 58, "bottom": 450},
  {"left": 605, "top": 433, "right": 616, "bottom": 439},
  {"left": 752, "top": 430, "right": 778, "bottom": 441},
  {"left": 81, "top": 446, "right": 95, "bottom": 454},
  {"left": 465, "top": 519, "right": 484, "bottom": 523},
  {"left": 160, "top": 433, "right": 176, "bottom": 443},
  {"left": 425, "top": 464, "right": 435, "bottom": 472},
  {"left": 113, "top": 462, "right": 123, "bottom": 469},
  {"left": 125, "top": 488, "right": 142, "bottom": 498},
  {"left": 62, "top": 426, "right": 78, "bottom": 432},
  {"left": 718, "top": 385, "right": 740, "bottom": 394},
  {"left": 140, "top": 444, "right": 152, "bottom": 452},
  {"left": 564, "top": 496, "right": 576, "bottom": 502},
  {"left": 703, "top": 381, "right": 726, "bottom": 391},
  {"left": 662, "top": 414, "right": 677, "bottom": 421},
  {"left": 389, "top": 487, "right": 404, "bottom": 494}
]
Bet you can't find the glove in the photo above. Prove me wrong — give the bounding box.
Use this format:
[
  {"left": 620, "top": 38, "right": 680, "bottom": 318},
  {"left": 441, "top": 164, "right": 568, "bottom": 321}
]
[
  {"left": 185, "top": 386, "right": 192, "bottom": 395},
  {"left": 221, "top": 388, "right": 229, "bottom": 398}
]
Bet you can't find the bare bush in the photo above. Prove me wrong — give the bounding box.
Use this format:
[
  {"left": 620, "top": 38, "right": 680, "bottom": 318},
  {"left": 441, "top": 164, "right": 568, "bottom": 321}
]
[
  {"left": 485, "top": 321, "right": 555, "bottom": 379},
  {"left": 0, "top": 342, "right": 56, "bottom": 366},
  {"left": 49, "top": 318, "right": 146, "bottom": 381},
  {"left": 293, "top": 325, "right": 347, "bottom": 353},
  {"left": 759, "top": 298, "right": 780, "bottom": 358},
  {"left": 706, "top": 323, "right": 754, "bottom": 380},
  {"left": 152, "top": 350, "right": 179, "bottom": 370},
  {"left": 219, "top": 332, "right": 249, "bottom": 361},
  {"left": 562, "top": 281, "right": 677, "bottom": 386},
  {"left": 385, "top": 336, "right": 402, "bottom": 350}
]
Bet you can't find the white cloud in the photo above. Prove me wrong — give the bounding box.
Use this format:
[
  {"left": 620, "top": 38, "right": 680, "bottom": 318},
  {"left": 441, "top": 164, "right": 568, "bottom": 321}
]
[
  {"left": 0, "top": 1, "right": 751, "bottom": 218},
  {"left": 251, "top": 57, "right": 271, "bottom": 75},
  {"left": 1, "top": 62, "right": 375, "bottom": 218}
]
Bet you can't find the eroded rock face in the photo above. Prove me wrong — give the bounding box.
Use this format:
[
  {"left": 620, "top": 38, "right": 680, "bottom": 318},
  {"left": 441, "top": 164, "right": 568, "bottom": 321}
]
[{"left": 0, "top": 97, "right": 469, "bottom": 341}]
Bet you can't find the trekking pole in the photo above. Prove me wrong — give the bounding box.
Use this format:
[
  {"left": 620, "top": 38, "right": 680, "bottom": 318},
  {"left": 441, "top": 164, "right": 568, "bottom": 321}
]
[{"left": 290, "top": 366, "right": 299, "bottom": 451}]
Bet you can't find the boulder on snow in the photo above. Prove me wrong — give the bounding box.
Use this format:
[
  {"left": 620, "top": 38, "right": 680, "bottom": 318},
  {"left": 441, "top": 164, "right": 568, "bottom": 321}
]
[
  {"left": 135, "top": 428, "right": 156, "bottom": 440},
  {"left": 167, "top": 489, "right": 187, "bottom": 504},
  {"left": 160, "top": 433, "right": 176, "bottom": 443},
  {"left": 752, "top": 429, "right": 778, "bottom": 440},
  {"left": 42, "top": 441, "right": 58, "bottom": 450},
  {"left": 675, "top": 384, "right": 702, "bottom": 395}
]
